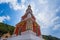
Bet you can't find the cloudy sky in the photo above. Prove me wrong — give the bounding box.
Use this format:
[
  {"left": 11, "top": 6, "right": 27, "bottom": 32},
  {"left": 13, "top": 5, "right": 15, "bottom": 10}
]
[{"left": 0, "top": 0, "right": 60, "bottom": 38}]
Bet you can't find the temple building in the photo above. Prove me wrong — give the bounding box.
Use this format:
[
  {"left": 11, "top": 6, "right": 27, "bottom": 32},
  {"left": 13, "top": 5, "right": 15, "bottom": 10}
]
[
  {"left": 14, "top": 5, "right": 41, "bottom": 36},
  {"left": 7, "top": 5, "right": 44, "bottom": 40}
]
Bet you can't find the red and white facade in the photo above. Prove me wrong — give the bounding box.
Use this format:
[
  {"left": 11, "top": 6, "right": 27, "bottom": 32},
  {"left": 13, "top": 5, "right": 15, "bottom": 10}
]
[
  {"left": 14, "top": 5, "right": 41, "bottom": 37},
  {"left": 7, "top": 5, "right": 44, "bottom": 40}
]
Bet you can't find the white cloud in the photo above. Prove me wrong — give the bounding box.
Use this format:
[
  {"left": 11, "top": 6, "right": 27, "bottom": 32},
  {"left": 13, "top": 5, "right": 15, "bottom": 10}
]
[
  {"left": 0, "top": 16, "right": 10, "bottom": 22},
  {"left": 39, "top": 0, "right": 48, "bottom": 4},
  {"left": 6, "top": 16, "right": 10, "bottom": 20},
  {"left": 0, "top": 0, "right": 10, "bottom": 3},
  {"left": 12, "top": 4, "right": 25, "bottom": 10},
  {"left": 10, "top": 0, "right": 26, "bottom": 10},
  {"left": 51, "top": 16, "right": 60, "bottom": 23},
  {"left": 53, "top": 24, "right": 60, "bottom": 30},
  {"left": 21, "top": 0, "right": 25, "bottom": 4},
  {"left": 56, "top": 7, "right": 60, "bottom": 12},
  {"left": 0, "top": 0, "right": 26, "bottom": 10}
]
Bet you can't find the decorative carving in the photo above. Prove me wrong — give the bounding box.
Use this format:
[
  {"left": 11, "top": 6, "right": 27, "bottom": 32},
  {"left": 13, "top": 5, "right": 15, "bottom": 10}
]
[{"left": 14, "top": 5, "right": 41, "bottom": 37}]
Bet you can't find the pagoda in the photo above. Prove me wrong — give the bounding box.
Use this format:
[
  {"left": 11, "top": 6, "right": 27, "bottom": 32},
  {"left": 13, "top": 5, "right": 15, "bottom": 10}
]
[{"left": 7, "top": 5, "right": 44, "bottom": 40}]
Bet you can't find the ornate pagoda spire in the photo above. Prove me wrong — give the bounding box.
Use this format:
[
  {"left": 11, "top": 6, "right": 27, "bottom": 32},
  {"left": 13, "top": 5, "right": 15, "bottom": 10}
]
[
  {"left": 14, "top": 5, "right": 41, "bottom": 37},
  {"left": 21, "top": 5, "right": 35, "bottom": 21},
  {"left": 7, "top": 5, "right": 44, "bottom": 40}
]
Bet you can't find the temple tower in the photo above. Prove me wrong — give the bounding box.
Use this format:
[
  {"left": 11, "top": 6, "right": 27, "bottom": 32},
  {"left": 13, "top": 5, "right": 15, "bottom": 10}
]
[{"left": 10, "top": 5, "right": 44, "bottom": 40}]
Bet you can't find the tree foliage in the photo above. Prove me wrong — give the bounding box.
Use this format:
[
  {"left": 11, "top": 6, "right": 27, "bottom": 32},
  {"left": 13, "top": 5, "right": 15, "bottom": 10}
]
[
  {"left": 0, "top": 22, "right": 15, "bottom": 37},
  {"left": 42, "top": 35, "right": 60, "bottom": 40}
]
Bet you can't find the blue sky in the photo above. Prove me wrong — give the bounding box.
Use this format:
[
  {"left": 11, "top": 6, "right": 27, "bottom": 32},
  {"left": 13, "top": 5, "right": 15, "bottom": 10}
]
[{"left": 0, "top": 0, "right": 60, "bottom": 38}]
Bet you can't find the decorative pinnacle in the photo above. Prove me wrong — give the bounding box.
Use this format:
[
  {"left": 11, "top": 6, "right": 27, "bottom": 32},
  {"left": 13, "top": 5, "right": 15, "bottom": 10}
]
[{"left": 28, "top": 5, "right": 31, "bottom": 8}]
